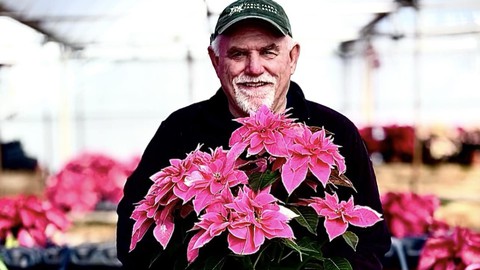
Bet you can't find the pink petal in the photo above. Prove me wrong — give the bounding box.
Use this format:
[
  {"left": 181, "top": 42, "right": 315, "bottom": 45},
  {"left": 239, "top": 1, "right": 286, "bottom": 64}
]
[
  {"left": 462, "top": 248, "right": 480, "bottom": 265},
  {"left": 173, "top": 184, "right": 195, "bottom": 203},
  {"left": 17, "top": 229, "right": 36, "bottom": 247},
  {"left": 130, "top": 217, "right": 154, "bottom": 251},
  {"left": 193, "top": 192, "right": 214, "bottom": 214},
  {"left": 265, "top": 132, "right": 289, "bottom": 157},
  {"left": 153, "top": 205, "right": 175, "bottom": 249},
  {"left": 348, "top": 206, "right": 383, "bottom": 227},
  {"left": 334, "top": 155, "right": 346, "bottom": 173},
  {"left": 226, "top": 142, "right": 248, "bottom": 168},
  {"left": 262, "top": 217, "right": 295, "bottom": 239},
  {"left": 187, "top": 232, "right": 201, "bottom": 263},
  {"left": 193, "top": 229, "right": 215, "bottom": 249},
  {"left": 208, "top": 222, "right": 230, "bottom": 237},
  {"left": 309, "top": 159, "right": 331, "bottom": 187},
  {"left": 252, "top": 227, "right": 265, "bottom": 248},
  {"left": 465, "top": 264, "right": 480, "bottom": 270},
  {"left": 281, "top": 159, "right": 308, "bottom": 194},
  {"left": 317, "top": 152, "right": 335, "bottom": 165},
  {"left": 45, "top": 209, "right": 70, "bottom": 230},
  {"left": 229, "top": 127, "right": 248, "bottom": 147},
  {"left": 253, "top": 192, "right": 276, "bottom": 206},
  {"left": 277, "top": 224, "right": 295, "bottom": 239},
  {"left": 227, "top": 234, "right": 246, "bottom": 254},
  {"left": 324, "top": 218, "right": 348, "bottom": 241},
  {"left": 227, "top": 228, "right": 259, "bottom": 255},
  {"left": 323, "top": 193, "right": 340, "bottom": 209},
  {"left": 291, "top": 144, "right": 311, "bottom": 155},
  {"left": 249, "top": 134, "right": 263, "bottom": 150},
  {"left": 308, "top": 198, "right": 329, "bottom": 216},
  {"left": 228, "top": 226, "right": 248, "bottom": 240},
  {"left": 19, "top": 209, "right": 36, "bottom": 227},
  {"left": 153, "top": 218, "right": 174, "bottom": 250}
]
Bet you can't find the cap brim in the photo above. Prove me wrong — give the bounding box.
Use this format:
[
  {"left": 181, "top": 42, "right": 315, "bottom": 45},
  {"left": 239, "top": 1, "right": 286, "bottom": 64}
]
[{"left": 217, "top": 15, "right": 288, "bottom": 36}]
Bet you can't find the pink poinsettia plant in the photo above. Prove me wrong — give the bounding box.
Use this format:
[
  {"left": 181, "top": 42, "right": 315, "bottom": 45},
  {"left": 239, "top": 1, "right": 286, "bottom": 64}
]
[
  {"left": 0, "top": 195, "right": 70, "bottom": 248},
  {"left": 45, "top": 153, "right": 138, "bottom": 213},
  {"left": 418, "top": 222, "right": 480, "bottom": 270},
  {"left": 130, "top": 106, "right": 382, "bottom": 269},
  {"left": 381, "top": 191, "right": 480, "bottom": 269},
  {"left": 381, "top": 191, "right": 440, "bottom": 238}
]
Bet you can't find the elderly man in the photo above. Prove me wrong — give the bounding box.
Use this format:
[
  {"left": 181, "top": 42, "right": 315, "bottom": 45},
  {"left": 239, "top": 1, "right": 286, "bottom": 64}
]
[{"left": 116, "top": 0, "right": 391, "bottom": 269}]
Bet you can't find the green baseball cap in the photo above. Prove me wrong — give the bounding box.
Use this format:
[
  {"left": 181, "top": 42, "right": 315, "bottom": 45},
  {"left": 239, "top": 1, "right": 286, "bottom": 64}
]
[{"left": 211, "top": 0, "right": 292, "bottom": 43}]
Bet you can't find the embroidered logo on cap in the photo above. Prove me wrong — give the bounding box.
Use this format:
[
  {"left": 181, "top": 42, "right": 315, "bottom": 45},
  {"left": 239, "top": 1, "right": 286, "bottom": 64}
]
[
  {"left": 228, "top": 2, "right": 279, "bottom": 16},
  {"left": 228, "top": 4, "right": 244, "bottom": 15}
]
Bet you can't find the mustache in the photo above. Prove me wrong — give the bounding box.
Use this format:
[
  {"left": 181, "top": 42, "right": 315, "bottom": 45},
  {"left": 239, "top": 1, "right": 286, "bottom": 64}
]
[{"left": 233, "top": 74, "right": 276, "bottom": 84}]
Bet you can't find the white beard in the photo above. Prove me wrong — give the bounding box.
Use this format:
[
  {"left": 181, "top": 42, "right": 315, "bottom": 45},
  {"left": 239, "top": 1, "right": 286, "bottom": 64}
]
[{"left": 233, "top": 74, "right": 276, "bottom": 115}]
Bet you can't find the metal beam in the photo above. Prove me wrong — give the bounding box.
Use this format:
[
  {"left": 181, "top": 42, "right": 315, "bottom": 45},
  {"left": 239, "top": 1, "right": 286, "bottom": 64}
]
[{"left": 0, "top": 3, "right": 83, "bottom": 51}]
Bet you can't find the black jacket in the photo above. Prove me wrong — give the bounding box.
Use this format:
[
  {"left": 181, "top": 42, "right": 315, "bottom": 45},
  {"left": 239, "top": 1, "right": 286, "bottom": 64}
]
[{"left": 116, "top": 82, "right": 391, "bottom": 269}]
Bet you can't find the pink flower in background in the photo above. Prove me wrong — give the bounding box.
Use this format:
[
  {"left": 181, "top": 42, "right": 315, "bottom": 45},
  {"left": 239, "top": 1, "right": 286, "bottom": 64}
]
[
  {"left": 418, "top": 226, "right": 480, "bottom": 270},
  {"left": 381, "top": 191, "right": 439, "bottom": 238},
  {"left": 0, "top": 195, "right": 70, "bottom": 247},
  {"left": 46, "top": 168, "right": 100, "bottom": 213},
  {"left": 304, "top": 193, "right": 382, "bottom": 241},
  {"left": 225, "top": 186, "right": 294, "bottom": 255},
  {"left": 45, "top": 152, "right": 138, "bottom": 213},
  {"left": 429, "top": 219, "right": 451, "bottom": 238},
  {"left": 380, "top": 192, "right": 480, "bottom": 270},
  {"left": 282, "top": 126, "right": 346, "bottom": 194}
]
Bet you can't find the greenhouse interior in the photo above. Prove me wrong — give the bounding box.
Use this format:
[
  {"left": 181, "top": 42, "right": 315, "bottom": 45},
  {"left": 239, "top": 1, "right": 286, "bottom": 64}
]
[{"left": 0, "top": 0, "right": 479, "bottom": 269}]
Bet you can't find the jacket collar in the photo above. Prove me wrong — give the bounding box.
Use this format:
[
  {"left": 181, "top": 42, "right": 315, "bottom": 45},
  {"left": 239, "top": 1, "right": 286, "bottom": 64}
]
[{"left": 285, "top": 81, "right": 311, "bottom": 122}]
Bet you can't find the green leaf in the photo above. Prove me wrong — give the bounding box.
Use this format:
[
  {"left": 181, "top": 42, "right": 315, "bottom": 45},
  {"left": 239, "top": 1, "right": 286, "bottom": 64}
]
[
  {"left": 281, "top": 237, "right": 328, "bottom": 265},
  {"left": 341, "top": 231, "right": 359, "bottom": 252},
  {"left": 304, "top": 262, "right": 325, "bottom": 270},
  {"left": 270, "top": 266, "right": 311, "bottom": 270},
  {"left": 202, "top": 256, "right": 225, "bottom": 270},
  {"left": 296, "top": 237, "right": 324, "bottom": 260},
  {"left": 248, "top": 170, "right": 280, "bottom": 191},
  {"left": 282, "top": 239, "right": 315, "bottom": 262},
  {"left": 291, "top": 206, "right": 319, "bottom": 235},
  {"left": 323, "top": 257, "right": 352, "bottom": 270}
]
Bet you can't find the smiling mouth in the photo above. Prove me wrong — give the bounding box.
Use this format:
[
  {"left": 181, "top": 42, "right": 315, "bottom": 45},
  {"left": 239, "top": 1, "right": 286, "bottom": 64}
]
[{"left": 238, "top": 81, "right": 272, "bottom": 88}]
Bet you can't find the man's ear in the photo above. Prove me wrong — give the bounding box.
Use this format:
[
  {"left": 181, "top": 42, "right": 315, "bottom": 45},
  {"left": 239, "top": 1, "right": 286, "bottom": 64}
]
[
  {"left": 289, "top": 43, "right": 301, "bottom": 75},
  {"left": 208, "top": 46, "right": 219, "bottom": 72}
]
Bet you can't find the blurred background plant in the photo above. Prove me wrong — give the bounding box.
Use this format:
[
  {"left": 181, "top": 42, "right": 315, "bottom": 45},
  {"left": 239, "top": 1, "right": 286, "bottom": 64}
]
[
  {"left": 0, "top": 194, "right": 70, "bottom": 248},
  {"left": 44, "top": 152, "right": 139, "bottom": 214}
]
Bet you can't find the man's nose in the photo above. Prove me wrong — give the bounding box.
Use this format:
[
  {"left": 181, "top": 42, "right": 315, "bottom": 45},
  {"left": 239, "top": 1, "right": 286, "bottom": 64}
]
[{"left": 245, "top": 54, "right": 265, "bottom": 75}]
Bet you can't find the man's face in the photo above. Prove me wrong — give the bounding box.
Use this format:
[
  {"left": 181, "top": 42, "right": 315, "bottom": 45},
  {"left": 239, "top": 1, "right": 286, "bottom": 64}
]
[{"left": 209, "top": 21, "right": 300, "bottom": 117}]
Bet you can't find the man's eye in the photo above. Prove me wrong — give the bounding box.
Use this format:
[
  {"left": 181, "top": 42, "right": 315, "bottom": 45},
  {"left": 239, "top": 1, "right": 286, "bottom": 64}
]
[
  {"left": 261, "top": 50, "right": 278, "bottom": 58},
  {"left": 229, "top": 51, "right": 246, "bottom": 59}
]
